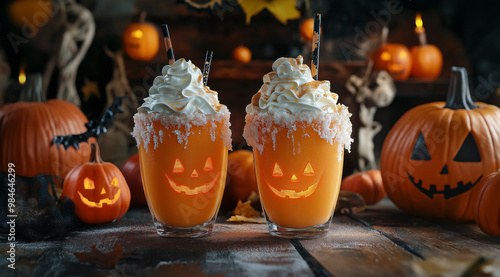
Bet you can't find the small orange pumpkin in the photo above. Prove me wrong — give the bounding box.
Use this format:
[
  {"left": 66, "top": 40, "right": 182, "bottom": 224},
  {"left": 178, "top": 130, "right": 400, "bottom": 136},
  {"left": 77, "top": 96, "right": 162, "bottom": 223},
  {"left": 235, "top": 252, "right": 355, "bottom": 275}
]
[
  {"left": 8, "top": 0, "right": 54, "bottom": 33},
  {"left": 410, "top": 44, "right": 443, "bottom": 79},
  {"left": 380, "top": 67, "right": 500, "bottom": 222},
  {"left": 120, "top": 153, "right": 147, "bottom": 206},
  {"left": 61, "top": 143, "right": 131, "bottom": 224},
  {"left": 222, "top": 150, "right": 258, "bottom": 209},
  {"left": 299, "top": 18, "right": 315, "bottom": 41},
  {"left": 0, "top": 99, "right": 94, "bottom": 178},
  {"left": 232, "top": 46, "right": 252, "bottom": 64},
  {"left": 341, "top": 170, "right": 386, "bottom": 205},
  {"left": 474, "top": 169, "right": 500, "bottom": 236},
  {"left": 123, "top": 12, "right": 159, "bottom": 61},
  {"left": 372, "top": 43, "right": 412, "bottom": 81}
]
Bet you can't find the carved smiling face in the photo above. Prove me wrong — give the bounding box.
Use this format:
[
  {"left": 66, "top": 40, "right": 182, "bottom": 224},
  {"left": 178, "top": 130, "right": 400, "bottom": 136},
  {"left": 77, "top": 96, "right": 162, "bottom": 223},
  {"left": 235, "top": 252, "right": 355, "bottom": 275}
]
[
  {"left": 373, "top": 43, "right": 412, "bottom": 81},
  {"left": 264, "top": 161, "right": 320, "bottom": 199},
  {"left": 78, "top": 176, "right": 122, "bottom": 208},
  {"left": 408, "top": 132, "right": 483, "bottom": 199},
  {"left": 163, "top": 157, "right": 220, "bottom": 196}
]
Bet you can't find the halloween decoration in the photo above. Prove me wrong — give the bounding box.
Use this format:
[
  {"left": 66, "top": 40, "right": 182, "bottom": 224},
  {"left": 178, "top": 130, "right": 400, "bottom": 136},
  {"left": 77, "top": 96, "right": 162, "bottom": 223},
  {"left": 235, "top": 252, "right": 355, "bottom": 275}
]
[
  {"left": 341, "top": 170, "right": 386, "bottom": 205},
  {"left": 52, "top": 96, "right": 125, "bottom": 149},
  {"left": 410, "top": 13, "right": 442, "bottom": 79},
  {"left": 8, "top": 0, "right": 54, "bottom": 34},
  {"left": 120, "top": 154, "right": 147, "bottom": 206},
  {"left": 474, "top": 169, "right": 500, "bottom": 236},
  {"left": 123, "top": 12, "right": 160, "bottom": 61},
  {"left": 300, "top": 18, "right": 315, "bottom": 41},
  {"left": 380, "top": 67, "right": 500, "bottom": 222},
  {"left": 0, "top": 75, "right": 94, "bottom": 178},
  {"left": 346, "top": 61, "right": 396, "bottom": 171},
  {"left": 233, "top": 46, "right": 252, "bottom": 63},
  {"left": 61, "top": 143, "right": 131, "bottom": 224},
  {"left": 0, "top": 172, "right": 77, "bottom": 241},
  {"left": 238, "top": 0, "right": 300, "bottom": 24},
  {"left": 222, "top": 150, "right": 258, "bottom": 209},
  {"left": 74, "top": 245, "right": 137, "bottom": 268},
  {"left": 372, "top": 27, "right": 411, "bottom": 81}
]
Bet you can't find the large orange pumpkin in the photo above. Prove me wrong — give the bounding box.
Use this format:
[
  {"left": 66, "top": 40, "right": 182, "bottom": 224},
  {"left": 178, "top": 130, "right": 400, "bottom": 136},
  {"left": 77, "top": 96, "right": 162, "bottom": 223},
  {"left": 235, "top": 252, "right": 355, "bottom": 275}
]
[
  {"left": 410, "top": 44, "right": 443, "bottom": 79},
  {"left": 0, "top": 99, "right": 94, "bottom": 178},
  {"left": 123, "top": 12, "right": 159, "bottom": 61},
  {"left": 474, "top": 169, "right": 500, "bottom": 236},
  {"left": 372, "top": 43, "right": 412, "bottom": 81},
  {"left": 380, "top": 66, "right": 500, "bottom": 222},
  {"left": 61, "top": 143, "right": 131, "bottom": 224}
]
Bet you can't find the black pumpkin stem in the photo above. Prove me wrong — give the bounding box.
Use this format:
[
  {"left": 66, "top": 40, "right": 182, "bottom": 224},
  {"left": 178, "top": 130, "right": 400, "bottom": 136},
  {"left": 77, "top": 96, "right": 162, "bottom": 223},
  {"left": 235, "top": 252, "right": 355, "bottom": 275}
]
[
  {"left": 89, "top": 143, "right": 103, "bottom": 163},
  {"left": 444, "top": 66, "right": 478, "bottom": 110}
]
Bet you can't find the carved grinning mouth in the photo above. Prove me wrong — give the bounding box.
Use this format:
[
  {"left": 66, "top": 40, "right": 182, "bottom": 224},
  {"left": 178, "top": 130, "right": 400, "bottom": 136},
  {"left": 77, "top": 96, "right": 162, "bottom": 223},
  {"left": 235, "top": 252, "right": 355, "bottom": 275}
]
[
  {"left": 267, "top": 181, "right": 319, "bottom": 199},
  {"left": 78, "top": 189, "right": 121, "bottom": 208},
  {"left": 407, "top": 172, "right": 482, "bottom": 199},
  {"left": 164, "top": 172, "right": 220, "bottom": 196}
]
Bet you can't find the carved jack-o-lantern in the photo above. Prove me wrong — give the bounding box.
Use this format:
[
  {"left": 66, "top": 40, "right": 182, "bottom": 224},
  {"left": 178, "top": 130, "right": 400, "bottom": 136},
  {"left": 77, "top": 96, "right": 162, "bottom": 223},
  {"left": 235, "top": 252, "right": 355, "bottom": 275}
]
[
  {"left": 61, "top": 143, "right": 131, "bottom": 224},
  {"left": 372, "top": 43, "right": 412, "bottom": 81},
  {"left": 380, "top": 67, "right": 500, "bottom": 222},
  {"left": 163, "top": 156, "right": 219, "bottom": 196}
]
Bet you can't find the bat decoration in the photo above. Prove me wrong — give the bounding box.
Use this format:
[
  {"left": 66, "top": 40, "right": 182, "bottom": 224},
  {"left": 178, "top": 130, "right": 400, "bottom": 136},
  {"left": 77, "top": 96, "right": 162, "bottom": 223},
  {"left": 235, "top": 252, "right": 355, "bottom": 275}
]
[{"left": 52, "top": 96, "right": 126, "bottom": 150}]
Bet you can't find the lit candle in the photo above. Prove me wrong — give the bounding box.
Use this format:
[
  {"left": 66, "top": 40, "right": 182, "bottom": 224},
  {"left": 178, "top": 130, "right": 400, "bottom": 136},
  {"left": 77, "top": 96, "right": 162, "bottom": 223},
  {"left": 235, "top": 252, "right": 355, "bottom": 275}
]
[
  {"left": 414, "top": 13, "right": 427, "bottom": 45},
  {"left": 18, "top": 65, "right": 26, "bottom": 85}
]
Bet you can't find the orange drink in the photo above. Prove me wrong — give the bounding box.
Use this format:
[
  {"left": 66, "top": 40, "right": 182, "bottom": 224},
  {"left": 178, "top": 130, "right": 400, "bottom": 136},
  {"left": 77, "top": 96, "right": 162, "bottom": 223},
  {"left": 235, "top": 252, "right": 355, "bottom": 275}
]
[
  {"left": 133, "top": 59, "right": 232, "bottom": 237},
  {"left": 244, "top": 56, "right": 352, "bottom": 238}
]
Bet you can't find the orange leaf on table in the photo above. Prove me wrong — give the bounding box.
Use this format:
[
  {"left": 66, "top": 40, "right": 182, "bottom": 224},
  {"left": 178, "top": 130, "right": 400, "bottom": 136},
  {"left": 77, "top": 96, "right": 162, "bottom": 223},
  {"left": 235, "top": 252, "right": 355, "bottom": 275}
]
[{"left": 74, "top": 245, "right": 137, "bottom": 268}]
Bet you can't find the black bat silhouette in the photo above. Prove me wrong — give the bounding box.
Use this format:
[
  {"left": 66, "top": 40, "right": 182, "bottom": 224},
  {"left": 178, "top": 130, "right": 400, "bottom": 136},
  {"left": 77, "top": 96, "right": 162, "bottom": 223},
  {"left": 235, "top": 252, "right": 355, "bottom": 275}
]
[{"left": 52, "top": 96, "right": 126, "bottom": 150}]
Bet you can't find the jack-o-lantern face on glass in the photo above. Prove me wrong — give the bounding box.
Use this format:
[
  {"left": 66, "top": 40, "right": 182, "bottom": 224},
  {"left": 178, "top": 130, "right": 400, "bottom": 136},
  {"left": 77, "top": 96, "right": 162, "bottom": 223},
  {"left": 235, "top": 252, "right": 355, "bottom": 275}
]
[
  {"left": 163, "top": 156, "right": 220, "bottom": 196},
  {"left": 380, "top": 67, "right": 500, "bottom": 222},
  {"left": 264, "top": 161, "right": 319, "bottom": 199}
]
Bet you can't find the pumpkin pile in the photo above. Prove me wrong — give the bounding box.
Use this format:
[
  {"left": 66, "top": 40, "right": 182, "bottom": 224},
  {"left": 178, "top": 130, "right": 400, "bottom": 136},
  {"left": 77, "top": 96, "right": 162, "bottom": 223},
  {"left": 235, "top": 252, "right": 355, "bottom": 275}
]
[
  {"left": 61, "top": 143, "right": 131, "bottom": 224},
  {"left": 380, "top": 66, "right": 500, "bottom": 222}
]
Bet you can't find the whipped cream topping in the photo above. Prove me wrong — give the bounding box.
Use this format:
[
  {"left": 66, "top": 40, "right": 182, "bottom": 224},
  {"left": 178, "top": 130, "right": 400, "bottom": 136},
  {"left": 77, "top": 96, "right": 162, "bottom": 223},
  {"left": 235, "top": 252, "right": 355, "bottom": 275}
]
[
  {"left": 245, "top": 56, "right": 339, "bottom": 114},
  {"left": 138, "top": 59, "right": 221, "bottom": 115}
]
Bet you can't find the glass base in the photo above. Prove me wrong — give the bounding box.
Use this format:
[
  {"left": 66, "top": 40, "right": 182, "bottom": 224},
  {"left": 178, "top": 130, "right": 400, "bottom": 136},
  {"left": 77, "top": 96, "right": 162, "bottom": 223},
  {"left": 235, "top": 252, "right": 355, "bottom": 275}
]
[
  {"left": 265, "top": 212, "right": 332, "bottom": 239},
  {"left": 154, "top": 220, "right": 215, "bottom": 238}
]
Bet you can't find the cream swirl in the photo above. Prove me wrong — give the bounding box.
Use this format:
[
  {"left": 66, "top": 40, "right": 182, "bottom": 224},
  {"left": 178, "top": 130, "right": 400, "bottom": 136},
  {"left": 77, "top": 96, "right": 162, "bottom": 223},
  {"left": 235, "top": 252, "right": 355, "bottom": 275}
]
[
  {"left": 138, "top": 59, "right": 221, "bottom": 114},
  {"left": 246, "top": 56, "right": 339, "bottom": 114}
]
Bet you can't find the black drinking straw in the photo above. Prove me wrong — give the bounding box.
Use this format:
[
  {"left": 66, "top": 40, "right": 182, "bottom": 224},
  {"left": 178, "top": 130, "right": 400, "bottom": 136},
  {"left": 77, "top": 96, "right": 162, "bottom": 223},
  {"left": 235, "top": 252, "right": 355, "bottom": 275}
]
[
  {"left": 203, "top": 50, "right": 213, "bottom": 86},
  {"left": 161, "top": 24, "right": 175, "bottom": 65},
  {"left": 311, "top": 13, "right": 321, "bottom": 80}
]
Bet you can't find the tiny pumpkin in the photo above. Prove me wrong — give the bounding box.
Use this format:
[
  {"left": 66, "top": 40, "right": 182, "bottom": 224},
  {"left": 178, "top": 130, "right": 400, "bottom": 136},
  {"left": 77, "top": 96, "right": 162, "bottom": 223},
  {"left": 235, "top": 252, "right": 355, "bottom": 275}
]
[
  {"left": 474, "top": 169, "right": 500, "bottom": 236},
  {"left": 372, "top": 43, "right": 412, "bottom": 81},
  {"left": 120, "top": 153, "right": 147, "bottom": 206},
  {"left": 380, "top": 67, "right": 500, "bottom": 222},
  {"left": 123, "top": 12, "right": 160, "bottom": 61},
  {"left": 61, "top": 143, "right": 131, "bottom": 224},
  {"left": 341, "top": 170, "right": 386, "bottom": 205},
  {"left": 299, "top": 18, "right": 315, "bottom": 41},
  {"left": 410, "top": 44, "right": 443, "bottom": 79},
  {"left": 232, "top": 46, "right": 252, "bottom": 64},
  {"left": 222, "top": 150, "right": 258, "bottom": 209}
]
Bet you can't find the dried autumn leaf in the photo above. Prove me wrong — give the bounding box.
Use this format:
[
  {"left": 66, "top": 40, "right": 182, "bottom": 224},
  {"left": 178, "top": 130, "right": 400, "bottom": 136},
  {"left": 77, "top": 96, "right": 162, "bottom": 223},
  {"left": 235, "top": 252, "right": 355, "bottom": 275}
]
[
  {"left": 73, "top": 245, "right": 136, "bottom": 268},
  {"left": 335, "top": 190, "right": 367, "bottom": 214},
  {"left": 237, "top": 0, "right": 300, "bottom": 24},
  {"left": 227, "top": 200, "right": 265, "bottom": 223}
]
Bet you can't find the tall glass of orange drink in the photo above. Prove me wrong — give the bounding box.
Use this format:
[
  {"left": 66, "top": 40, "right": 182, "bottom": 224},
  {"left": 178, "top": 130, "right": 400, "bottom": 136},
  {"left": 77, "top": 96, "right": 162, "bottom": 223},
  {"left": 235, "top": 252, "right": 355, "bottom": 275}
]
[
  {"left": 133, "top": 59, "right": 231, "bottom": 237},
  {"left": 244, "top": 56, "right": 352, "bottom": 238}
]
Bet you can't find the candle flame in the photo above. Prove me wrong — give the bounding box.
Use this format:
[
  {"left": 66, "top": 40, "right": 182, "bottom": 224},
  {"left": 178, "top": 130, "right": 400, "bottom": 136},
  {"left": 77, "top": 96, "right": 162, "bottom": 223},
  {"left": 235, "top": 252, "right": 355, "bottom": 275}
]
[
  {"left": 415, "top": 13, "right": 423, "bottom": 28},
  {"left": 18, "top": 66, "right": 26, "bottom": 85}
]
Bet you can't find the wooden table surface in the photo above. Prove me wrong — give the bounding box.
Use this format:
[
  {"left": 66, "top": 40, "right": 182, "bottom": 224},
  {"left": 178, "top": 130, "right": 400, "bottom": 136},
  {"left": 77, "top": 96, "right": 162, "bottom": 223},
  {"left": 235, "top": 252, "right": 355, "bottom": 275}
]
[{"left": 2, "top": 199, "right": 500, "bottom": 277}]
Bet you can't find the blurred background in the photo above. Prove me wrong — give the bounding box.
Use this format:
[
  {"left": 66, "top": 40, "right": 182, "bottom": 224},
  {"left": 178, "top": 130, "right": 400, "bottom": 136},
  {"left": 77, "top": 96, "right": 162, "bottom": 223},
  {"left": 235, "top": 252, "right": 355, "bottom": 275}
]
[{"left": 1, "top": 0, "right": 499, "bottom": 176}]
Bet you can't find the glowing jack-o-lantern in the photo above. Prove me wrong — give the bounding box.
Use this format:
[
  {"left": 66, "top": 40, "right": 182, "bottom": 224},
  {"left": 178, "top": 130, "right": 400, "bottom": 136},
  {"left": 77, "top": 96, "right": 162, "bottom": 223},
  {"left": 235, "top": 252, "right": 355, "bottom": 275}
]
[
  {"left": 380, "top": 67, "right": 500, "bottom": 222},
  {"left": 372, "top": 43, "right": 412, "bottom": 81},
  {"left": 61, "top": 143, "right": 131, "bottom": 224},
  {"left": 164, "top": 157, "right": 220, "bottom": 196},
  {"left": 266, "top": 162, "right": 318, "bottom": 199}
]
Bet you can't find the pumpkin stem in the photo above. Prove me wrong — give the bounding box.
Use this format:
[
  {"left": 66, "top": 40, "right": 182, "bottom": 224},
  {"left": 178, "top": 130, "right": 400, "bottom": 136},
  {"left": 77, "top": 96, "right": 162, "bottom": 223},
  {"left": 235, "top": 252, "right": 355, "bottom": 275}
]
[
  {"left": 18, "top": 73, "right": 46, "bottom": 103},
  {"left": 444, "top": 66, "right": 478, "bottom": 110},
  {"left": 139, "top": 11, "right": 147, "bottom": 23},
  {"left": 89, "top": 143, "right": 104, "bottom": 163}
]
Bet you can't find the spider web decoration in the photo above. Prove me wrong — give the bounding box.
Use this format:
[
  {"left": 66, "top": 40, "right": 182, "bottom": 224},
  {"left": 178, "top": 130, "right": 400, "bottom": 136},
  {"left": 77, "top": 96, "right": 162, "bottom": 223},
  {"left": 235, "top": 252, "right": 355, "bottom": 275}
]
[{"left": 52, "top": 96, "right": 125, "bottom": 150}]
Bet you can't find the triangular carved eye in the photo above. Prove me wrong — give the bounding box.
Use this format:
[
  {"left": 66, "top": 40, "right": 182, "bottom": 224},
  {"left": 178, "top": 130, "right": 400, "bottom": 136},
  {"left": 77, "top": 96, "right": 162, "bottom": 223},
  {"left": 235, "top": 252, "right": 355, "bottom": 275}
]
[
  {"left": 303, "top": 162, "right": 315, "bottom": 176},
  {"left": 411, "top": 132, "right": 431, "bottom": 161},
  {"left": 272, "top": 163, "right": 283, "bottom": 177},
  {"left": 173, "top": 158, "right": 185, "bottom": 173},
  {"left": 204, "top": 157, "right": 214, "bottom": 172},
  {"left": 453, "top": 133, "right": 481, "bottom": 162}
]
